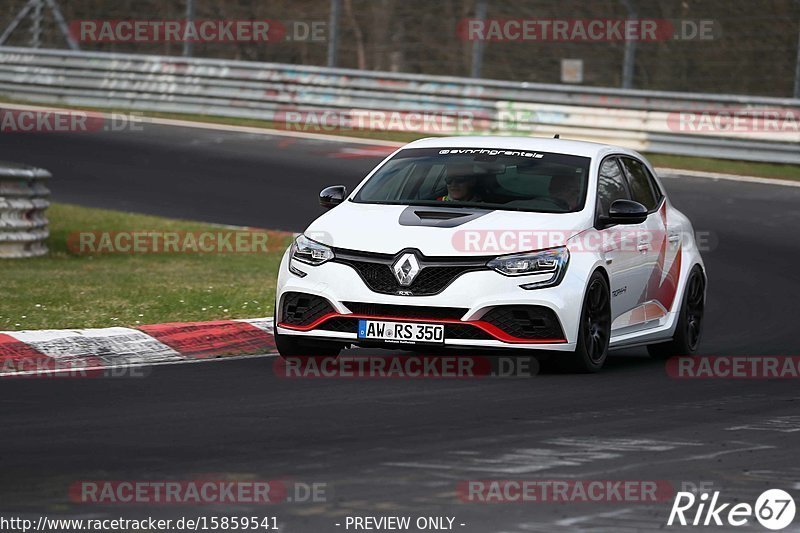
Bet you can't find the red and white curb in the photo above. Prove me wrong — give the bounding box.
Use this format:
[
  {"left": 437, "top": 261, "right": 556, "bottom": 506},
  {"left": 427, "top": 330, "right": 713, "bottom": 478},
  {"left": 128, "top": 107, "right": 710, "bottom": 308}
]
[{"left": 0, "top": 318, "right": 276, "bottom": 376}]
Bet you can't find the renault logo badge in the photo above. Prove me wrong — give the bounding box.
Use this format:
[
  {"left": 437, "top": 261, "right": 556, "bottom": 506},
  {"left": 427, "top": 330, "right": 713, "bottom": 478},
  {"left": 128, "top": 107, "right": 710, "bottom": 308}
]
[{"left": 392, "top": 253, "right": 420, "bottom": 286}]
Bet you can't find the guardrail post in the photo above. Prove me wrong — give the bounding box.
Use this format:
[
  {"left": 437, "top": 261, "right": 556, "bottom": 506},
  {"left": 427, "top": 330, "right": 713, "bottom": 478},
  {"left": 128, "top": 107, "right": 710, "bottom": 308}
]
[
  {"left": 794, "top": 14, "right": 800, "bottom": 99},
  {"left": 0, "top": 161, "right": 51, "bottom": 258},
  {"left": 327, "top": 0, "right": 341, "bottom": 67},
  {"left": 620, "top": 0, "right": 637, "bottom": 89},
  {"left": 29, "top": 0, "right": 43, "bottom": 48},
  {"left": 470, "top": 0, "right": 488, "bottom": 78},
  {"left": 183, "top": 0, "right": 194, "bottom": 57}
]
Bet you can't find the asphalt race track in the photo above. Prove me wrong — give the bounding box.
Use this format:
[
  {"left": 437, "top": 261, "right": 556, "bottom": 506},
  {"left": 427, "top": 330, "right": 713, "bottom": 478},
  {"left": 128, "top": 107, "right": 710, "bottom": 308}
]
[{"left": 1, "top": 123, "right": 799, "bottom": 532}]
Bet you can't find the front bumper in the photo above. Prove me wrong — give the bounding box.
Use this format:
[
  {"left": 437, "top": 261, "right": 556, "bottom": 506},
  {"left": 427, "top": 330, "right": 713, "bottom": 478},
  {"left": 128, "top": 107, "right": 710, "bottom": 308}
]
[{"left": 276, "top": 250, "right": 584, "bottom": 352}]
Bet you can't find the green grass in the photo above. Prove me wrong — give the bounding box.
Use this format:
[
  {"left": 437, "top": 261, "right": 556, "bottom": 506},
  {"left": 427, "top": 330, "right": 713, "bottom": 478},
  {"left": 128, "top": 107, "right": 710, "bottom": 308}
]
[
  {"left": 645, "top": 154, "right": 800, "bottom": 181},
  {"left": 0, "top": 203, "right": 292, "bottom": 331}
]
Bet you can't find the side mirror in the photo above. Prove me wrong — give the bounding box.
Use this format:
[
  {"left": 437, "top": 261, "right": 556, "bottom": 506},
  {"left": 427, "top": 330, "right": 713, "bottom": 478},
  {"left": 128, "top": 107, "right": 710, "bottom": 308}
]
[
  {"left": 319, "top": 185, "right": 347, "bottom": 209},
  {"left": 598, "top": 199, "right": 648, "bottom": 227}
]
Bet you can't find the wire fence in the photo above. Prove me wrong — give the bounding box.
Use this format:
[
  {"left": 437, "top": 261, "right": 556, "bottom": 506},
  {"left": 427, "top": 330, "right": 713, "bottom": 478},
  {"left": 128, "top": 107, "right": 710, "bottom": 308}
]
[{"left": 2, "top": 0, "right": 799, "bottom": 98}]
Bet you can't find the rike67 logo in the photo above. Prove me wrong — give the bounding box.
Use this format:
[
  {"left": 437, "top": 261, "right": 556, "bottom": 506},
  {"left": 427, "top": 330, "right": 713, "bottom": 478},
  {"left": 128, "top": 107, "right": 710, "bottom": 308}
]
[{"left": 668, "top": 489, "right": 796, "bottom": 530}]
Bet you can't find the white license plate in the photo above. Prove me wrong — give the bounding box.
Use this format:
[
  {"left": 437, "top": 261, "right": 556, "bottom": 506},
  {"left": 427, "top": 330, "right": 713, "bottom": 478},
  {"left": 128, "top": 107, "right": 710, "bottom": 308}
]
[{"left": 357, "top": 320, "right": 444, "bottom": 344}]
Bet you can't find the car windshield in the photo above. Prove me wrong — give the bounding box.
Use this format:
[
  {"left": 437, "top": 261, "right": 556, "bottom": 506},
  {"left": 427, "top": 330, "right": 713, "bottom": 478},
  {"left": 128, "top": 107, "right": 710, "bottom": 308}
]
[{"left": 352, "top": 147, "right": 591, "bottom": 213}]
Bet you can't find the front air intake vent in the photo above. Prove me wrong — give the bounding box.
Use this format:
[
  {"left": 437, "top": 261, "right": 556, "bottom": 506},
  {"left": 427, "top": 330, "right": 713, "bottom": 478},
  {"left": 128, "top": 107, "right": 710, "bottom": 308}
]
[
  {"left": 480, "top": 306, "right": 565, "bottom": 340},
  {"left": 281, "top": 292, "right": 334, "bottom": 326},
  {"left": 413, "top": 210, "right": 468, "bottom": 220}
]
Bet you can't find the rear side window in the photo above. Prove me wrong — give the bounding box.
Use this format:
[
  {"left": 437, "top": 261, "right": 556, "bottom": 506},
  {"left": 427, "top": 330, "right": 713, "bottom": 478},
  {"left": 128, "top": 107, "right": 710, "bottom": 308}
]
[
  {"left": 596, "top": 158, "right": 629, "bottom": 217},
  {"left": 620, "top": 157, "right": 660, "bottom": 210}
]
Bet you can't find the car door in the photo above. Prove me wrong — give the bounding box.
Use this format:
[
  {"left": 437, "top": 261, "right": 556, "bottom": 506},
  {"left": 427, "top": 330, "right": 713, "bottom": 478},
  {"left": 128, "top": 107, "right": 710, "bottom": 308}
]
[
  {"left": 595, "top": 156, "right": 651, "bottom": 325},
  {"left": 619, "top": 157, "right": 680, "bottom": 321}
]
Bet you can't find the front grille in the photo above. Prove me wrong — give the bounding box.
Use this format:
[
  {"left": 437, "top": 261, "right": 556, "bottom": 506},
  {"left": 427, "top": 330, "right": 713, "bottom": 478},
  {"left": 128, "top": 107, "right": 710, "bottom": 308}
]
[
  {"left": 281, "top": 292, "right": 334, "bottom": 327},
  {"left": 341, "top": 261, "right": 477, "bottom": 296},
  {"left": 343, "top": 302, "right": 467, "bottom": 320},
  {"left": 481, "top": 306, "right": 565, "bottom": 340},
  {"left": 316, "top": 316, "right": 358, "bottom": 333},
  {"left": 333, "top": 248, "right": 490, "bottom": 296},
  {"left": 445, "top": 324, "right": 494, "bottom": 340}
]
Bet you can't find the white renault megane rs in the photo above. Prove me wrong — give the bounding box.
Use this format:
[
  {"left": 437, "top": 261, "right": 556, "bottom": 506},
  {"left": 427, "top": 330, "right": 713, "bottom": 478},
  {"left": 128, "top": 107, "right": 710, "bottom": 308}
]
[{"left": 274, "top": 136, "right": 706, "bottom": 372}]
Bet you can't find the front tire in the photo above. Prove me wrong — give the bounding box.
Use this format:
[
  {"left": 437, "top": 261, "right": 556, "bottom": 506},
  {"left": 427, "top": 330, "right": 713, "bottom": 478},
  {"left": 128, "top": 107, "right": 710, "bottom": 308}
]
[
  {"left": 648, "top": 265, "right": 705, "bottom": 359},
  {"left": 557, "top": 271, "right": 611, "bottom": 373}
]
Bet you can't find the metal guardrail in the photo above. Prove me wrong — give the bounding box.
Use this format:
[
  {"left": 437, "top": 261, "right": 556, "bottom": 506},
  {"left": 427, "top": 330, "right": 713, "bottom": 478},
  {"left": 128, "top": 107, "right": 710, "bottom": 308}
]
[
  {"left": 0, "top": 160, "right": 50, "bottom": 258},
  {"left": 0, "top": 46, "right": 798, "bottom": 164}
]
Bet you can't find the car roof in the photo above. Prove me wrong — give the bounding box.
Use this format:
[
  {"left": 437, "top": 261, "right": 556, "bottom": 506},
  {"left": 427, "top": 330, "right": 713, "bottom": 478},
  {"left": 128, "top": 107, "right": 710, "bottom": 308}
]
[{"left": 402, "top": 136, "right": 643, "bottom": 160}]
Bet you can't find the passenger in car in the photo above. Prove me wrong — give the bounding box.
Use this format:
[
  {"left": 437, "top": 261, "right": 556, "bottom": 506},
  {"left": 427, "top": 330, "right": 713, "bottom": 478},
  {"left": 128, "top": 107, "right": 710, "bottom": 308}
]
[{"left": 548, "top": 173, "right": 582, "bottom": 210}]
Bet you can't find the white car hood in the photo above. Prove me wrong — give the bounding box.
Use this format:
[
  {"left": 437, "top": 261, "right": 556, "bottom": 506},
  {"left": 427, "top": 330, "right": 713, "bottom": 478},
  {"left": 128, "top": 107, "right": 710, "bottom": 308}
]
[{"left": 304, "top": 201, "right": 591, "bottom": 257}]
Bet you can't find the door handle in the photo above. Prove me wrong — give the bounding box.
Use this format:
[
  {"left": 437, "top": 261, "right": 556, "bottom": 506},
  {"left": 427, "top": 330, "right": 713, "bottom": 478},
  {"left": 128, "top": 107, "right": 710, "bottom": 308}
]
[{"left": 668, "top": 233, "right": 681, "bottom": 244}]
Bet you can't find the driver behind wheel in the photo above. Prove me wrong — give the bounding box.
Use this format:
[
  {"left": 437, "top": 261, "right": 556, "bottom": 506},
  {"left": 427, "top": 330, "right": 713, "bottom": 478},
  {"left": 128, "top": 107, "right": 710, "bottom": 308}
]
[{"left": 437, "top": 163, "right": 483, "bottom": 202}]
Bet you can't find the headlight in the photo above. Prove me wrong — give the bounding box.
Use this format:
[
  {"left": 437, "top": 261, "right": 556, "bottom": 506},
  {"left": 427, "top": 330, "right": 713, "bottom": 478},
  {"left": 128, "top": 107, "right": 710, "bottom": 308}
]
[
  {"left": 487, "top": 247, "right": 569, "bottom": 289},
  {"left": 291, "top": 234, "right": 334, "bottom": 266}
]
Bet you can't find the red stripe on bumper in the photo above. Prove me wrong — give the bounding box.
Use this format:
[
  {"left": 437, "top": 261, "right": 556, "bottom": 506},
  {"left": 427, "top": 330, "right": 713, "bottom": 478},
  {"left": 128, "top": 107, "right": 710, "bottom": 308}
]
[{"left": 278, "top": 314, "right": 566, "bottom": 344}]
